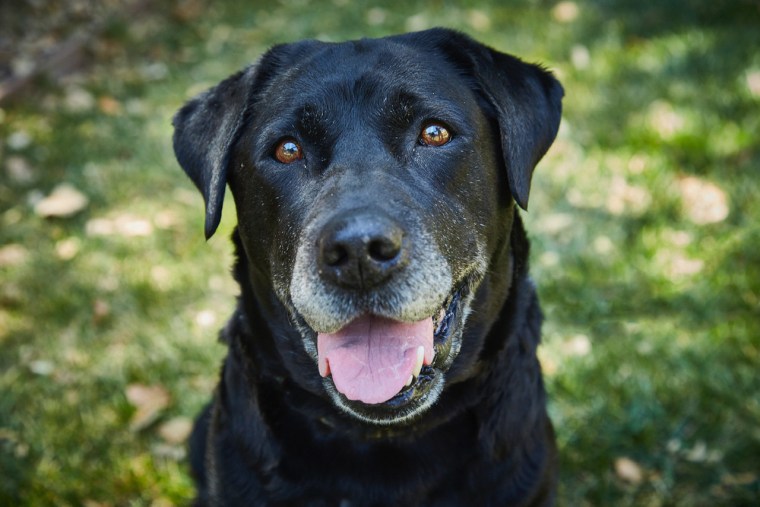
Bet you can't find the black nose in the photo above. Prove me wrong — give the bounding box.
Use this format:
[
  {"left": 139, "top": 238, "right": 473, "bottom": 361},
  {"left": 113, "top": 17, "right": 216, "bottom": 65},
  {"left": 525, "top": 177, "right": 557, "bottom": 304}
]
[{"left": 318, "top": 211, "right": 407, "bottom": 290}]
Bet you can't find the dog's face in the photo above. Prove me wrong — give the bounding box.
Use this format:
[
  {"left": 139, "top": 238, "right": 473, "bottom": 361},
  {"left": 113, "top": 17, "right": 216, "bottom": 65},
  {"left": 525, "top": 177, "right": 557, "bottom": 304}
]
[{"left": 174, "top": 29, "right": 562, "bottom": 425}]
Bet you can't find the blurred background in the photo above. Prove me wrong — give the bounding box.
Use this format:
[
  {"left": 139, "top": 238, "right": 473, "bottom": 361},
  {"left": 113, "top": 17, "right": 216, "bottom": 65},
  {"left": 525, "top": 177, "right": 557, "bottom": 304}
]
[{"left": 1, "top": 0, "right": 758, "bottom": 505}]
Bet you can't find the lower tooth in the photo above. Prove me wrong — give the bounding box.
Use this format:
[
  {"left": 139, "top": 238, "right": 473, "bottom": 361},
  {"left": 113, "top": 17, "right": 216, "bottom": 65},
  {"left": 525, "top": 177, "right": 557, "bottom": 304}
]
[{"left": 405, "top": 375, "right": 414, "bottom": 387}]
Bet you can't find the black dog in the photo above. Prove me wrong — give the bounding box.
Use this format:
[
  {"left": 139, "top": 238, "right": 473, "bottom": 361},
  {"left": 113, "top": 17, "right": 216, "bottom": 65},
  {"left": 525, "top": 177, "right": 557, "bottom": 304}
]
[{"left": 173, "top": 28, "right": 562, "bottom": 506}]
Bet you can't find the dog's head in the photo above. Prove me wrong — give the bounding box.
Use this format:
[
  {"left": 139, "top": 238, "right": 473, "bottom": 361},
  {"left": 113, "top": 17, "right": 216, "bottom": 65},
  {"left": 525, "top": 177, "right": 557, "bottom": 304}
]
[{"left": 173, "top": 29, "right": 562, "bottom": 425}]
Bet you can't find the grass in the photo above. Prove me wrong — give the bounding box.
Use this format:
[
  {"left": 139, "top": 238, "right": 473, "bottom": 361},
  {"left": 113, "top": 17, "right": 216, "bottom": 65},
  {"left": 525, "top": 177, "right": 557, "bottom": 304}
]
[{"left": 1, "top": 0, "right": 758, "bottom": 505}]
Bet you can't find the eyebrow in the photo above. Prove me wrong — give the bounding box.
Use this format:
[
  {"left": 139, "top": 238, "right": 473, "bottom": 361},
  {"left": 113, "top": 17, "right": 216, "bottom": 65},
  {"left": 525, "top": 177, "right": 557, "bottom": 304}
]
[
  {"left": 299, "top": 103, "right": 327, "bottom": 137},
  {"left": 379, "top": 91, "right": 417, "bottom": 130}
]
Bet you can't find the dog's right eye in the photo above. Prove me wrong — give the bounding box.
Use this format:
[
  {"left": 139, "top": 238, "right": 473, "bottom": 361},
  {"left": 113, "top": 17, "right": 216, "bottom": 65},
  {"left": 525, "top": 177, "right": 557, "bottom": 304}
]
[
  {"left": 273, "top": 138, "right": 304, "bottom": 164},
  {"left": 419, "top": 123, "right": 452, "bottom": 147}
]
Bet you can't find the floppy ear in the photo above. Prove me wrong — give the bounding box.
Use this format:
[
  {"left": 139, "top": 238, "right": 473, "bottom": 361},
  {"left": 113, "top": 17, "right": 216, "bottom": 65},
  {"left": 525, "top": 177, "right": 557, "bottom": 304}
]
[
  {"left": 172, "top": 65, "right": 257, "bottom": 239},
  {"left": 402, "top": 29, "right": 564, "bottom": 210},
  {"left": 472, "top": 48, "right": 563, "bottom": 210}
]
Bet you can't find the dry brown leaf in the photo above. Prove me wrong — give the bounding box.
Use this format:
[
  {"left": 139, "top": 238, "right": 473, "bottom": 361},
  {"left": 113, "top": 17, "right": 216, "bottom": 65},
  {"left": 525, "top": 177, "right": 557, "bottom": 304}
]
[
  {"left": 85, "top": 214, "right": 153, "bottom": 237},
  {"left": 615, "top": 456, "right": 644, "bottom": 484},
  {"left": 64, "top": 87, "right": 95, "bottom": 112},
  {"left": 98, "top": 96, "right": 122, "bottom": 116},
  {"left": 7, "top": 131, "right": 32, "bottom": 149},
  {"left": 679, "top": 176, "right": 730, "bottom": 225},
  {"left": 648, "top": 101, "right": 685, "bottom": 139},
  {"left": 606, "top": 176, "right": 652, "bottom": 216},
  {"left": 553, "top": 2, "right": 580, "bottom": 23},
  {"left": 6, "top": 156, "right": 35, "bottom": 184},
  {"left": 158, "top": 417, "right": 193, "bottom": 444},
  {"left": 0, "top": 244, "right": 28, "bottom": 267},
  {"left": 721, "top": 472, "right": 758, "bottom": 486},
  {"left": 92, "top": 299, "right": 111, "bottom": 324},
  {"left": 467, "top": 10, "right": 491, "bottom": 32},
  {"left": 173, "top": 0, "right": 205, "bottom": 22},
  {"left": 29, "top": 360, "right": 54, "bottom": 376},
  {"left": 126, "top": 384, "right": 170, "bottom": 431},
  {"left": 746, "top": 70, "right": 760, "bottom": 97},
  {"left": 34, "top": 183, "right": 89, "bottom": 218},
  {"left": 564, "top": 334, "right": 591, "bottom": 357},
  {"left": 55, "top": 237, "right": 80, "bottom": 260}
]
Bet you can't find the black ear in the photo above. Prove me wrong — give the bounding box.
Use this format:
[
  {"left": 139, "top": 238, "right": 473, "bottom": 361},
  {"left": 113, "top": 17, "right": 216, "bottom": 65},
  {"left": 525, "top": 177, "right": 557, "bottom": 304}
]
[
  {"left": 400, "top": 29, "right": 564, "bottom": 210},
  {"left": 172, "top": 65, "right": 257, "bottom": 239},
  {"left": 474, "top": 48, "right": 563, "bottom": 210}
]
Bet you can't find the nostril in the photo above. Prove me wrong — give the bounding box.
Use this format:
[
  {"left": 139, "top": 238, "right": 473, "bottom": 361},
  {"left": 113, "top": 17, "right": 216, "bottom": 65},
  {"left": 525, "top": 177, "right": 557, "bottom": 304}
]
[
  {"left": 323, "top": 243, "right": 349, "bottom": 267},
  {"left": 368, "top": 238, "right": 401, "bottom": 262}
]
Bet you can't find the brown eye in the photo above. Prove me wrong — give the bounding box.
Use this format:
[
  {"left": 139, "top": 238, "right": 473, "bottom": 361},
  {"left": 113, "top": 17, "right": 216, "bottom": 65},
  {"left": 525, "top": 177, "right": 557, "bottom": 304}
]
[
  {"left": 419, "top": 123, "right": 451, "bottom": 147},
  {"left": 274, "top": 138, "right": 303, "bottom": 164}
]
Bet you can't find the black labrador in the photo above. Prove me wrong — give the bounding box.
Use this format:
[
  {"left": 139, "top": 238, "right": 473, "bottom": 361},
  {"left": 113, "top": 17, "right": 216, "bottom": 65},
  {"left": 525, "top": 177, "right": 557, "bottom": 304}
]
[{"left": 173, "top": 28, "right": 563, "bottom": 506}]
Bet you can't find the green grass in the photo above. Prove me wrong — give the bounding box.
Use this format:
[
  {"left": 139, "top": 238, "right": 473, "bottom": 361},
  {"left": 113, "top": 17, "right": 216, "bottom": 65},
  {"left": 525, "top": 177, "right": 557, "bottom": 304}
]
[{"left": 1, "top": 1, "right": 758, "bottom": 505}]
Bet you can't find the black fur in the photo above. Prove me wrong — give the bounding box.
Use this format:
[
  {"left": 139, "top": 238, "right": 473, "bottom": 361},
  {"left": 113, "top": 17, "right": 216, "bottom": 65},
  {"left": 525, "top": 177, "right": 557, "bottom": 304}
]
[{"left": 173, "top": 29, "right": 563, "bottom": 506}]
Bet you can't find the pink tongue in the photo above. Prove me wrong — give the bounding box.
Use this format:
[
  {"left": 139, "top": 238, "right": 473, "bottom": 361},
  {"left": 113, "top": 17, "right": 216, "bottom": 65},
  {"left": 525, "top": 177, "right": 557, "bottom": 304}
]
[{"left": 317, "top": 316, "right": 434, "bottom": 405}]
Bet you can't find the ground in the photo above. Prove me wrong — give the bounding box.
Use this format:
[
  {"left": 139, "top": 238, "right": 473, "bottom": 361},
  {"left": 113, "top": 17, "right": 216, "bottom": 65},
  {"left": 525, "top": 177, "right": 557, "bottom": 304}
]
[{"left": 1, "top": 0, "right": 758, "bottom": 505}]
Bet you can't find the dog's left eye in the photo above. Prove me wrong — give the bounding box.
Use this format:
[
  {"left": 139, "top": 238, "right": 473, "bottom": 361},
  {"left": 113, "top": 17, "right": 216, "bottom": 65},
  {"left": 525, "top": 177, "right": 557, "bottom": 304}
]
[
  {"left": 273, "top": 138, "right": 304, "bottom": 164},
  {"left": 419, "top": 123, "right": 452, "bottom": 147}
]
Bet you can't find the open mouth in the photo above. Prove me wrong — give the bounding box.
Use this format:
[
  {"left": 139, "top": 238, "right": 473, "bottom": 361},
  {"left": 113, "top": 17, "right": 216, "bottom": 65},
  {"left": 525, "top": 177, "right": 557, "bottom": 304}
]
[{"left": 313, "top": 285, "right": 469, "bottom": 423}]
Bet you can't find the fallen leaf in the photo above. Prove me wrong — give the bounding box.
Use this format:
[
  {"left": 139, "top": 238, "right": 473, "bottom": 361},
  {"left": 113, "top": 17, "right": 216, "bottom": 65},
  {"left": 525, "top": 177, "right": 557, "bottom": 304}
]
[
  {"left": 722, "top": 472, "right": 758, "bottom": 486},
  {"left": 679, "top": 176, "right": 730, "bottom": 225},
  {"left": 195, "top": 309, "right": 216, "bottom": 328},
  {"left": 85, "top": 214, "right": 153, "bottom": 237},
  {"left": 553, "top": 1, "right": 580, "bottom": 23},
  {"left": 571, "top": 45, "right": 591, "bottom": 70},
  {"left": 64, "top": 86, "right": 95, "bottom": 112},
  {"left": 746, "top": 70, "right": 760, "bottom": 97},
  {"left": 7, "top": 131, "right": 32, "bottom": 150},
  {"left": 29, "top": 360, "right": 54, "bottom": 376},
  {"left": 126, "top": 384, "right": 170, "bottom": 431},
  {"left": 5, "top": 156, "right": 35, "bottom": 184},
  {"left": 98, "top": 96, "right": 122, "bottom": 116},
  {"left": 34, "top": 183, "right": 89, "bottom": 218},
  {"left": 606, "top": 175, "right": 651, "bottom": 216},
  {"left": 150, "top": 265, "right": 172, "bottom": 291},
  {"left": 116, "top": 215, "right": 153, "bottom": 237},
  {"left": 564, "top": 334, "right": 591, "bottom": 357},
  {"left": 615, "top": 457, "right": 644, "bottom": 484},
  {"left": 405, "top": 13, "right": 430, "bottom": 32},
  {"left": 173, "top": 0, "right": 205, "bottom": 22},
  {"left": 125, "top": 99, "right": 146, "bottom": 116},
  {"left": 15, "top": 443, "right": 29, "bottom": 458},
  {"left": 158, "top": 417, "right": 193, "bottom": 444},
  {"left": 140, "top": 63, "right": 168, "bottom": 81},
  {"left": 685, "top": 440, "right": 708, "bottom": 462},
  {"left": 537, "top": 212, "right": 574, "bottom": 235},
  {"left": 0, "top": 244, "right": 28, "bottom": 267},
  {"left": 55, "top": 237, "right": 80, "bottom": 260},
  {"left": 85, "top": 217, "right": 115, "bottom": 236},
  {"left": 467, "top": 10, "right": 491, "bottom": 31},
  {"left": 593, "top": 235, "right": 614, "bottom": 255},
  {"left": 538, "top": 250, "right": 560, "bottom": 268},
  {"left": 154, "top": 210, "right": 179, "bottom": 229},
  {"left": 93, "top": 299, "right": 111, "bottom": 324},
  {"left": 665, "top": 253, "right": 704, "bottom": 279},
  {"left": 11, "top": 56, "right": 35, "bottom": 77},
  {"left": 648, "top": 100, "right": 685, "bottom": 139},
  {"left": 151, "top": 443, "right": 186, "bottom": 462},
  {"left": 366, "top": 8, "right": 386, "bottom": 26}
]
